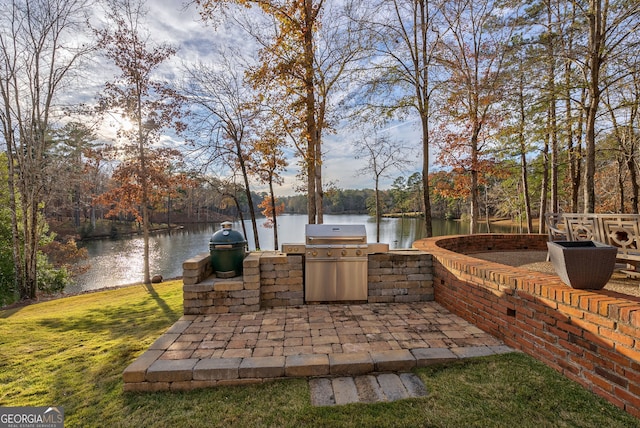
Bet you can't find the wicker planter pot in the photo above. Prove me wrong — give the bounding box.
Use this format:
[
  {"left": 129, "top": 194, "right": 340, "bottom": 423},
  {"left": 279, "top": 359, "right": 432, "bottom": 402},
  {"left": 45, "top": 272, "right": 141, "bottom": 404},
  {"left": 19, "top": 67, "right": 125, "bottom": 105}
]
[{"left": 547, "top": 241, "right": 618, "bottom": 290}]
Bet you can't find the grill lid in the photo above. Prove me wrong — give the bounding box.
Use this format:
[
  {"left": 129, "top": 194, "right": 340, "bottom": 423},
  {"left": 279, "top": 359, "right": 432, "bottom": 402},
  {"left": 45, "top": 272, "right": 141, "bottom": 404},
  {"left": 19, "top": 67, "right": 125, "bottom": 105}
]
[
  {"left": 305, "top": 224, "right": 367, "bottom": 245},
  {"left": 210, "top": 221, "right": 247, "bottom": 246}
]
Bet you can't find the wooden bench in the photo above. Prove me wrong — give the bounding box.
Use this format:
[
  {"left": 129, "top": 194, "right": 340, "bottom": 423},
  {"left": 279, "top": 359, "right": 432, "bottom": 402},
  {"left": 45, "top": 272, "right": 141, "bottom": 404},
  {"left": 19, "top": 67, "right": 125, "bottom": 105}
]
[{"left": 545, "top": 213, "right": 640, "bottom": 276}]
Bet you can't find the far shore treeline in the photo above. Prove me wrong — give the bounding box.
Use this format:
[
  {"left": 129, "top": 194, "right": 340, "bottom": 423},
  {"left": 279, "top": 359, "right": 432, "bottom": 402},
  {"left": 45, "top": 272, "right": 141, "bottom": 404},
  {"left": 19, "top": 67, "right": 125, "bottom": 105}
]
[{"left": 46, "top": 172, "right": 453, "bottom": 241}]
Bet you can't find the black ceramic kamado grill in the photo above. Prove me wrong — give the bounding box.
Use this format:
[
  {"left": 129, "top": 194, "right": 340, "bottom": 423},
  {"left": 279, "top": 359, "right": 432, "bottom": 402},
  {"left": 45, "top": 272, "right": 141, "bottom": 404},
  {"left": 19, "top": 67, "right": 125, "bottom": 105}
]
[{"left": 209, "top": 222, "right": 247, "bottom": 278}]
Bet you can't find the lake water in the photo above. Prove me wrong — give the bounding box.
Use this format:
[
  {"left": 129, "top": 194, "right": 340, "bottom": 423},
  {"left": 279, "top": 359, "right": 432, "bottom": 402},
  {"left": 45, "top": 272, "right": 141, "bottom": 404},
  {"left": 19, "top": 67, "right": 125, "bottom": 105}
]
[{"left": 70, "top": 214, "right": 520, "bottom": 293}]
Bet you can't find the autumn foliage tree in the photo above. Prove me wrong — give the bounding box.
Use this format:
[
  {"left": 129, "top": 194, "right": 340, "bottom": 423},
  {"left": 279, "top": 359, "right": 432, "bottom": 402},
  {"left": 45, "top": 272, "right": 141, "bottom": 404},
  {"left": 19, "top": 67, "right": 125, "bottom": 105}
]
[
  {"left": 96, "top": 0, "right": 185, "bottom": 284},
  {"left": 251, "top": 126, "right": 287, "bottom": 250}
]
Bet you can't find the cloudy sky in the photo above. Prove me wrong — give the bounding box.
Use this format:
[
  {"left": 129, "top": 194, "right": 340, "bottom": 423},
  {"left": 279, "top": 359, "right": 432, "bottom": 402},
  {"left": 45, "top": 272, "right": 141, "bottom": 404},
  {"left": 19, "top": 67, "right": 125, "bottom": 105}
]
[{"left": 90, "top": 0, "right": 424, "bottom": 196}]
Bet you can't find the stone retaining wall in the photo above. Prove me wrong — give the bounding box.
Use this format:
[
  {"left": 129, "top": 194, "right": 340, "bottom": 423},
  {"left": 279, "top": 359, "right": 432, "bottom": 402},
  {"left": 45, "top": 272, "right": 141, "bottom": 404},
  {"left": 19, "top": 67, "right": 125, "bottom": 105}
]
[
  {"left": 368, "top": 250, "right": 434, "bottom": 303},
  {"left": 259, "top": 252, "right": 304, "bottom": 307},
  {"left": 413, "top": 234, "right": 640, "bottom": 419},
  {"left": 182, "top": 253, "right": 212, "bottom": 285},
  {"left": 183, "top": 249, "right": 434, "bottom": 314}
]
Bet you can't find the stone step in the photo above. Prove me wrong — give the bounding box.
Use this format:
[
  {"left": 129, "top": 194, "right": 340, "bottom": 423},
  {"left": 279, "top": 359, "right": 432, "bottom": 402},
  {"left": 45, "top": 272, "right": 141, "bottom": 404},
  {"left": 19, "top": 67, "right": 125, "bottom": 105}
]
[{"left": 309, "top": 372, "right": 428, "bottom": 406}]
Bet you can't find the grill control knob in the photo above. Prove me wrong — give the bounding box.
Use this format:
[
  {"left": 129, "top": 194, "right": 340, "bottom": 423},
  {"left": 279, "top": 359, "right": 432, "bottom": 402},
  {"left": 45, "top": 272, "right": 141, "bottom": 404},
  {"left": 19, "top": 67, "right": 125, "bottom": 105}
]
[
  {"left": 341, "top": 249, "right": 347, "bottom": 256},
  {"left": 356, "top": 249, "right": 363, "bottom": 256},
  {"left": 326, "top": 250, "right": 332, "bottom": 257},
  {"left": 310, "top": 250, "right": 317, "bottom": 257}
]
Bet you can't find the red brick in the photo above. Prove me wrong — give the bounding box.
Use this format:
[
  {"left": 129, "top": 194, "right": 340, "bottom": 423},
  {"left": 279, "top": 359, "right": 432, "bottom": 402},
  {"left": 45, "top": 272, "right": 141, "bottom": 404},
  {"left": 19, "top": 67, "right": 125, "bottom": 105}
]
[
  {"left": 571, "top": 292, "right": 598, "bottom": 312},
  {"left": 558, "top": 338, "right": 586, "bottom": 356},
  {"left": 584, "top": 371, "right": 614, "bottom": 393},
  {"left": 624, "top": 366, "right": 640, "bottom": 385},
  {"left": 548, "top": 324, "right": 572, "bottom": 341},
  {"left": 595, "top": 366, "right": 629, "bottom": 388},
  {"left": 556, "top": 303, "right": 584, "bottom": 320},
  {"left": 587, "top": 348, "right": 615, "bottom": 370},
  {"left": 570, "top": 317, "right": 599, "bottom": 336},
  {"left": 617, "top": 322, "right": 640, "bottom": 338},
  {"left": 544, "top": 342, "right": 568, "bottom": 360},
  {"left": 591, "top": 384, "right": 625, "bottom": 409},
  {"left": 625, "top": 403, "right": 640, "bottom": 420},
  {"left": 564, "top": 370, "right": 590, "bottom": 390},
  {"left": 583, "top": 330, "right": 614, "bottom": 349},
  {"left": 598, "top": 347, "right": 632, "bottom": 368},
  {"left": 599, "top": 327, "right": 635, "bottom": 348},
  {"left": 631, "top": 310, "right": 640, "bottom": 328},
  {"left": 568, "top": 353, "right": 594, "bottom": 371},
  {"left": 608, "top": 302, "right": 640, "bottom": 322},
  {"left": 572, "top": 291, "right": 592, "bottom": 307},
  {"left": 617, "top": 345, "right": 640, "bottom": 363},
  {"left": 584, "top": 311, "right": 615, "bottom": 329},
  {"left": 598, "top": 298, "right": 623, "bottom": 317},
  {"left": 558, "top": 358, "right": 580, "bottom": 375}
]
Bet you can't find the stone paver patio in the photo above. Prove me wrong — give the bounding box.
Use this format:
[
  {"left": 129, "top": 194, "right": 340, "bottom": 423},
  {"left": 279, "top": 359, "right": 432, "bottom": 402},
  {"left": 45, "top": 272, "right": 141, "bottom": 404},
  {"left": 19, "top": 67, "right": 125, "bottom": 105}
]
[{"left": 124, "top": 301, "right": 514, "bottom": 392}]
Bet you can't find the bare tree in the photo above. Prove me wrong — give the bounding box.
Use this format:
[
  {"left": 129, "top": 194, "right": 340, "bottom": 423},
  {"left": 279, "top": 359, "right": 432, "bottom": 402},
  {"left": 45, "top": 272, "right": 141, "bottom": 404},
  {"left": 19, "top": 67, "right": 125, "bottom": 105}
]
[
  {"left": 353, "top": 0, "right": 441, "bottom": 237},
  {"left": 0, "top": 0, "right": 93, "bottom": 299},
  {"left": 355, "top": 133, "right": 408, "bottom": 242},
  {"left": 181, "top": 59, "right": 262, "bottom": 249},
  {"left": 603, "top": 50, "right": 640, "bottom": 213},
  {"left": 196, "top": 0, "right": 367, "bottom": 225},
  {"left": 435, "top": 0, "right": 515, "bottom": 233},
  {"left": 580, "top": 0, "right": 640, "bottom": 212}
]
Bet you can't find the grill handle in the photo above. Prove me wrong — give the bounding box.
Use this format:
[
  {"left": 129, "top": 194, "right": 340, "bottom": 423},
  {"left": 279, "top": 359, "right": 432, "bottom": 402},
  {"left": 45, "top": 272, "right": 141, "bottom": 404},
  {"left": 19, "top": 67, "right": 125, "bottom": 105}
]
[{"left": 307, "top": 237, "right": 364, "bottom": 242}]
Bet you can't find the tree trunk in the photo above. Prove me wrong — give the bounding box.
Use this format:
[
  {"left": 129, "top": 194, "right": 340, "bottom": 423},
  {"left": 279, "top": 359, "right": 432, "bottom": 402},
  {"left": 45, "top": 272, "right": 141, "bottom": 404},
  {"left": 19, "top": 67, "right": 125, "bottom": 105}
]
[
  {"left": 469, "top": 123, "right": 481, "bottom": 234},
  {"left": 629, "top": 153, "right": 639, "bottom": 214},
  {"left": 565, "top": 77, "right": 578, "bottom": 213},
  {"left": 237, "top": 141, "right": 260, "bottom": 249},
  {"left": 22, "top": 175, "right": 39, "bottom": 299},
  {"left": 563, "top": 4, "right": 581, "bottom": 214},
  {"left": 550, "top": 95, "right": 559, "bottom": 213},
  {"left": 303, "top": 0, "right": 320, "bottom": 224},
  {"left": 572, "top": 88, "right": 586, "bottom": 212},
  {"left": 4, "top": 135, "right": 24, "bottom": 298},
  {"left": 421, "top": 114, "right": 433, "bottom": 237},
  {"left": 518, "top": 73, "right": 533, "bottom": 233},
  {"left": 618, "top": 156, "right": 626, "bottom": 212},
  {"left": 375, "top": 177, "right": 381, "bottom": 243},
  {"left": 546, "top": 1, "right": 559, "bottom": 214},
  {"left": 269, "top": 180, "right": 279, "bottom": 250},
  {"left": 139, "top": 117, "right": 151, "bottom": 285},
  {"left": 418, "top": 0, "right": 433, "bottom": 237},
  {"left": 539, "top": 140, "right": 549, "bottom": 234},
  {"left": 584, "top": 0, "right": 603, "bottom": 213},
  {"left": 315, "top": 130, "right": 323, "bottom": 224}
]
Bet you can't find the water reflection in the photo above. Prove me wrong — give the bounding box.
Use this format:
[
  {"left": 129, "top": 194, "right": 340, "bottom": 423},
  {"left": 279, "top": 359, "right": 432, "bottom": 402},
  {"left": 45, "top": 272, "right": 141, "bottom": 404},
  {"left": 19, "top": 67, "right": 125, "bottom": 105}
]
[{"left": 72, "top": 214, "right": 520, "bottom": 293}]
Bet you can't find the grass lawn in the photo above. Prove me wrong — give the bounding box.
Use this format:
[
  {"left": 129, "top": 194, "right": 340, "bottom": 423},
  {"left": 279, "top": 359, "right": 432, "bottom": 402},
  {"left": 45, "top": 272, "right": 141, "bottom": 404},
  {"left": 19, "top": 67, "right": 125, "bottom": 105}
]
[{"left": 1, "top": 280, "right": 638, "bottom": 427}]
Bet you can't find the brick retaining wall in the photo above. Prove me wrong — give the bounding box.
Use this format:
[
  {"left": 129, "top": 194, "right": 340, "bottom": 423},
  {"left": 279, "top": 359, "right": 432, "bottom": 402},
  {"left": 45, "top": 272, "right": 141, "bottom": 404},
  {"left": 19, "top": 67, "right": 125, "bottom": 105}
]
[{"left": 413, "top": 234, "right": 640, "bottom": 418}]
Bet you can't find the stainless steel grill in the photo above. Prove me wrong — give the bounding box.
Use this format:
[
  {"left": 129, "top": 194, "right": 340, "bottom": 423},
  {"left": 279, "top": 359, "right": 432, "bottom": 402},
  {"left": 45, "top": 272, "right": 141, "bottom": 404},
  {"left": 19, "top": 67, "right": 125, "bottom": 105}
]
[{"left": 303, "top": 224, "right": 368, "bottom": 302}]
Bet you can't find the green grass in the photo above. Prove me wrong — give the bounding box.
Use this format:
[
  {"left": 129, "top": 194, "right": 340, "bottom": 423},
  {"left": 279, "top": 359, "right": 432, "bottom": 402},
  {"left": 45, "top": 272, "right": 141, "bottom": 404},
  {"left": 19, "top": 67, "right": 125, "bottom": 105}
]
[{"left": 1, "top": 281, "right": 638, "bottom": 428}]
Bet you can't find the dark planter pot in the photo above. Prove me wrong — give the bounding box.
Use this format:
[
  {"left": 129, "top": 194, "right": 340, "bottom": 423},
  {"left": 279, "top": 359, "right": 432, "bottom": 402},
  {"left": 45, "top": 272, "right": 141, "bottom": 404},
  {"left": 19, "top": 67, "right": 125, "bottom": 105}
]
[{"left": 547, "top": 241, "right": 618, "bottom": 290}]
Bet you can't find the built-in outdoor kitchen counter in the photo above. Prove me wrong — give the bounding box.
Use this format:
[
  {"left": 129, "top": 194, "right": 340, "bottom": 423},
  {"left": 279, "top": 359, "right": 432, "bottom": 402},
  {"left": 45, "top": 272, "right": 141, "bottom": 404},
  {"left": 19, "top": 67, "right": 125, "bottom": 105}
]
[{"left": 182, "top": 244, "right": 434, "bottom": 316}]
